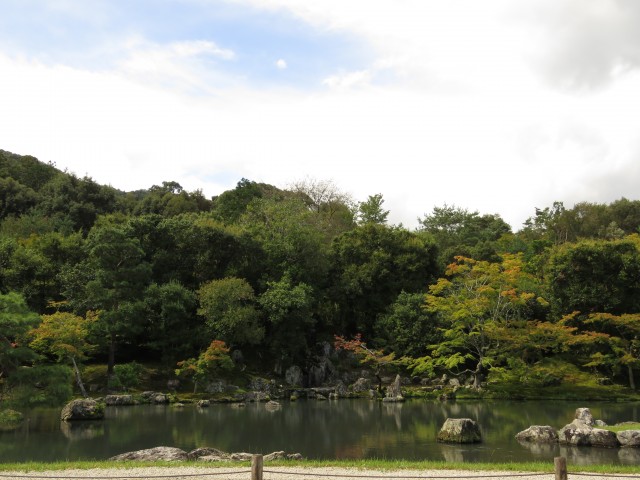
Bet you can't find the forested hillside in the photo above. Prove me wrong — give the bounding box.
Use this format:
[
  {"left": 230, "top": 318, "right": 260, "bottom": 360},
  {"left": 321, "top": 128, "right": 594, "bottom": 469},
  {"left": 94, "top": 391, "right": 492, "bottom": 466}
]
[{"left": 2, "top": 149, "right": 640, "bottom": 404}]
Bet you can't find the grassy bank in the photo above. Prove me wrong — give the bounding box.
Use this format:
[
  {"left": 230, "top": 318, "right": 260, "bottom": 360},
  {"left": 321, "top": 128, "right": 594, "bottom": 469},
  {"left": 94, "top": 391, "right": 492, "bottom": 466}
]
[{"left": 2, "top": 459, "right": 640, "bottom": 475}]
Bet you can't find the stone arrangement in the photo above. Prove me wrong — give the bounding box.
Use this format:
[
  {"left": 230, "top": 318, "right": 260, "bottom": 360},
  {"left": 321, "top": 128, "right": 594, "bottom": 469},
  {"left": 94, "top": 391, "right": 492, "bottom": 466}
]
[{"left": 516, "top": 407, "right": 640, "bottom": 448}]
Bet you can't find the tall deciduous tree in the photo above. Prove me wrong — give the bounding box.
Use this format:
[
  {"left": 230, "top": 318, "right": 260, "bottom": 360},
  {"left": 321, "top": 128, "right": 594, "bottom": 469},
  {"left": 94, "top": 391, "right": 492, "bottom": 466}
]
[
  {"left": 29, "top": 311, "right": 95, "bottom": 397},
  {"left": 64, "top": 224, "right": 151, "bottom": 380},
  {"left": 197, "top": 277, "right": 264, "bottom": 347},
  {"left": 418, "top": 255, "right": 546, "bottom": 387}
]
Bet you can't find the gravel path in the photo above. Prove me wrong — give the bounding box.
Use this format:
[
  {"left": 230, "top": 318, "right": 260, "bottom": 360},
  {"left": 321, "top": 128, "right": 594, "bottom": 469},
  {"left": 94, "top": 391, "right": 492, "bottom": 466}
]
[{"left": 0, "top": 466, "right": 633, "bottom": 480}]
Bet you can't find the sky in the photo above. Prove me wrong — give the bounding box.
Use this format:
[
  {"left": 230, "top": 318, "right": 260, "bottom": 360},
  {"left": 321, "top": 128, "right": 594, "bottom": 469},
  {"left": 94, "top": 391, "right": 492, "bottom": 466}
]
[{"left": 1, "top": 0, "right": 640, "bottom": 230}]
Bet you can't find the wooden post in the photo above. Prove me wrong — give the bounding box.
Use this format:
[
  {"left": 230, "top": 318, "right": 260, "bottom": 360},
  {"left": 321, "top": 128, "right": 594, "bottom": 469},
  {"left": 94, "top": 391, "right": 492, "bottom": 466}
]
[
  {"left": 252, "top": 454, "right": 263, "bottom": 480},
  {"left": 554, "top": 456, "right": 568, "bottom": 480}
]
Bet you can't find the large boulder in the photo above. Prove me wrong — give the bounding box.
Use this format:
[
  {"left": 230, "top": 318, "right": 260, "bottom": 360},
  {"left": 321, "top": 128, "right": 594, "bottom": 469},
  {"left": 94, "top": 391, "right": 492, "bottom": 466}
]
[
  {"left": 61, "top": 399, "right": 105, "bottom": 422},
  {"left": 515, "top": 425, "right": 559, "bottom": 443},
  {"left": 437, "top": 418, "right": 482, "bottom": 443},
  {"left": 110, "top": 446, "right": 188, "bottom": 461},
  {"left": 264, "top": 451, "right": 303, "bottom": 461},
  {"left": 617, "top": 430, "right": 640, "bottom": 447},
  {"left": 575, "top": 408, "right": 595, "bottom": 426},
  {"left": 558, "top": 420, "right": 592, "bottom": 446},
  {"left": 589, "top": 428, "right": 619, "bottom": 447}
]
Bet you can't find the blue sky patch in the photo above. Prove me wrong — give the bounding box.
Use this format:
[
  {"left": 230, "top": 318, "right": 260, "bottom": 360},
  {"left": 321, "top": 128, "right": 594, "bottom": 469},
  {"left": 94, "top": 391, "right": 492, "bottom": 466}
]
[{"left": 0, "top": 0, "right": 373, "bottom": 89}]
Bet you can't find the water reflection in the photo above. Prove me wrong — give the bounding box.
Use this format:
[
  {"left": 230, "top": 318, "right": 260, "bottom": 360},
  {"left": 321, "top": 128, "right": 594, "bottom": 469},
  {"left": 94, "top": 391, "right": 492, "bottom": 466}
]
[{"left": 1, "top": 400, "right": 639, "bottom": 464}]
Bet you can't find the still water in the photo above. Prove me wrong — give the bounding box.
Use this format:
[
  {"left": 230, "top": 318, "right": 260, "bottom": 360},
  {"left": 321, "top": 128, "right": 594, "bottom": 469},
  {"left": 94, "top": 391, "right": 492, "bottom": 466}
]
[{"left": 2, "top": 400, "right": 640, "bottom": 465}]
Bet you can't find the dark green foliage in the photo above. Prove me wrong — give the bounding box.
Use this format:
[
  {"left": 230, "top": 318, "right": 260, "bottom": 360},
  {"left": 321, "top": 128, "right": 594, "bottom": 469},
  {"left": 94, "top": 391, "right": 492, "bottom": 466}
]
[
  {"left": 329, "top": 224, "right": 439, "bottom": 337},
  {"left": 375, "top": 292, "right": 441, "bottom": 358},
  {"left": 0, "top": 292, "right": 40, "bottom": 379},
  {"left": 419, "top": 205, "right": 511, "bottom": 265},
  {"left": 547, "top": 238, "right": 640, "bottom": 317},
  {"left": 7, "top": 364, "right": 73, "bottom": 407}
]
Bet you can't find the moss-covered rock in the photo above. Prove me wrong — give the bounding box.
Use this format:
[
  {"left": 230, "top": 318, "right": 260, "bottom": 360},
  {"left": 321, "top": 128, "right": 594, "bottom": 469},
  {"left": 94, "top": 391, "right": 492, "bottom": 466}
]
[
  {"left": 437, "top": 418, "right": 482, "bottom": 443},
  {"left": 0, "top": 409, "right": 24, "bottom": 431}
]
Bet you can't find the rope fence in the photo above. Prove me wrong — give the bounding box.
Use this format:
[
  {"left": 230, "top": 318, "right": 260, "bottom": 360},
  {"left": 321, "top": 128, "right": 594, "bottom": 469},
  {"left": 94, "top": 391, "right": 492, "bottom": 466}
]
[{"left": 2, "top": 456, "right": 640, "bottom": 480}]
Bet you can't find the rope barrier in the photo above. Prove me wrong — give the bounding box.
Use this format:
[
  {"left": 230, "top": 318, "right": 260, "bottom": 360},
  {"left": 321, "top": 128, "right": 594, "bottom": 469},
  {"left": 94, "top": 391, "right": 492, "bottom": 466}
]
[
  {"left": 573, "top": 474, "right": 640, "bottom": 479},
  {"left": 0, "top": 469, "right": 251, "bottom": 479},
  {"left": 263, "top": 470, "right": 551, "bottom": 479}
]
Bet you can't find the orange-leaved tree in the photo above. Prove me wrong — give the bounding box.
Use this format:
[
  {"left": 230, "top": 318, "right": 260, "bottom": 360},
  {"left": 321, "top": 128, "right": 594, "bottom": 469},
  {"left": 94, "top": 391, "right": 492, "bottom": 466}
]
[{"left": 334, "top": 334, "right": 396, "bottom": 393}]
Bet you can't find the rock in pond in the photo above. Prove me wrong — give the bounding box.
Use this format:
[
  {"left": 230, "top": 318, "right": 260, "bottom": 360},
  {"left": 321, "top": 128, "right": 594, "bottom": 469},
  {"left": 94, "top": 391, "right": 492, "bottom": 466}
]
[
  {"left": 61, "top": 399, "right": 105, "bottom": 422},
  {"left": 110, "top": 446, "right": 189, "bottom": 461},
  {"left": 589, "top": 428, "right": 619, "bottom": 448},
  {"left": 575, "top": 407, "right": 595, "bottom": 426},
  {"left": 617, "top": 430, "right": 640, "bottom": 448},
  {"left": 558, "top": 420, "right": 592, "bottom": 446},
  {"left": 437, "top": 418, "right": 482, "bottom": 443},
  {"left": 515, "top": 425, "right": 558, "bottom": 443},
  {"left": 197, "top": 400, "right": 210, "bottom": 408}
]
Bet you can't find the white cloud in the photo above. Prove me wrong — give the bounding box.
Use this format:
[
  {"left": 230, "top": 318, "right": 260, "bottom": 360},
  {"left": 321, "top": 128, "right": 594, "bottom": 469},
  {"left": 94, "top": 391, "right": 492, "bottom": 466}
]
[
  {"left": 2, "top": 1, "right": 640, "bottom": 230},
  {"left": 276, "top": 58, "right": 287, "bottom": 69}
]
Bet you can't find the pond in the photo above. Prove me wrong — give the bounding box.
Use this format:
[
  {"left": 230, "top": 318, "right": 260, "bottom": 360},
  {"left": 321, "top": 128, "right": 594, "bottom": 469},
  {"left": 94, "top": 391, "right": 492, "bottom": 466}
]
[{"left": 2, "top": 400, "right": 640, "bottom": 465}]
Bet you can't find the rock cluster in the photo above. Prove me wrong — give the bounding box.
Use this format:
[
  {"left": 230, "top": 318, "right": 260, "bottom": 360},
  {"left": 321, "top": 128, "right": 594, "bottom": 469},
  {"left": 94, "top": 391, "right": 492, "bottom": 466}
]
[
  {"left": 109, "top": 446, "right": 303, "bottom": 462},
  {"left": 516, "top": 407, "right": 640, "bottom": 448}
]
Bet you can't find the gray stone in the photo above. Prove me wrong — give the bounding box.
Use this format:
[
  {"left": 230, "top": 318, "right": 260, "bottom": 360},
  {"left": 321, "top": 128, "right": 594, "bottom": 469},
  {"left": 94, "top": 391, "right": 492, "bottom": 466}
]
[
  {"left": 285, "top": 366, "right": 304, "bottom": 386},
  {"left": 230, "top": 453, "right": 253, "bottom": 461},
  {"left": 386, "top": 374, "right": 402, "bottom": 398},
  {"left": 61, "top": 399, "right": 105, "bottom": 422},
  {"left": 265, "top": 400, "right": 281, "bottom": 410},
  {"left": 197, "top": 400, "right": 211, "bottom": 408},
  {"left": 153, "top": 393, "right": 170, "bottom": 404},
  {"left": 515, "top": 425, "right": 559, "bottom": 443},
  {"left": 316, "top": 394, "right": 327, "bottom": 401},
  {"left": 617, "top": 430, "right": 640, "bottom": 447},
  {"left": 110, "top": 446, "right": 188, "bottom": 461},
  {"left": 589, "top": 428, "right": 619, "bottom": 447},
  {"left": 167, "top": 379, "right": 180, "bottom": 390},
  {"left": 105, "top": 395, "right": 135, "bottom": 406},
  {"left": 437, "top": 418, "right": 482, "bottom": 443},
  {"left": 334, "top": 381, "right": 348, "bottom": 397},
  {"left": 575, "top": 408, "right": 595, "bottom": 426},
  {"left": 188, "top": 447, "right": 227, "bottom": 460},
  {"left": 448, "top": 378, "right": 461, "bottom": 387},
  {"left": 264, "top": 451, "right": 304, "bottom": 461},
  {"left": 205, "top": 380, "right": 226, "bottom": 394},
  {"left": 595, "top": 419, "right": 608, "bottom": 427},
  {"left": 558, "top": 420, "right": 592, "bottom": 446},
  {"left": 351, "top": 377, "right": 371, "bottom": 392}
]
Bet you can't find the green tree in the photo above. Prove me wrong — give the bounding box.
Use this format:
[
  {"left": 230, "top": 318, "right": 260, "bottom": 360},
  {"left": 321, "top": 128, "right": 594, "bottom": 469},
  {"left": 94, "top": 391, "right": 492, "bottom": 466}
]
[
  {"left": 546, "top": 237, "right": 640, "bottom": 318},
  {"left": 329, "top": 224, "right": 439, "bottom": 337},
  {"left": 357, "top": 194, "right": 389, "bottom": 225},
  {"left": 143, "top": 281, "right": 199, "bottom": 365},
  {"left": 0, "top": 292, "right": 39, "bottom": 381},
  {"left": 29, "top": 311, "right": 95, "bottom": 397},
  {"left": 375, "top": 291, "right": 441, "bottom": 358},
  {"left": 64, "top": 224, "right": 151, "bottom": 380},
  {"left": 259, "top": 275, "right": 315, "bottom": 366},
  {"left": 175, "top": 340, "right": 234, "bottom": 393},
  {"left": 417, "top": 255, "right": 546, "bottom": 387},
  {"left": 419, "top": 204, "right": 511, "bottom": 265},
  {"left": 581, "top": 313, "right": 640, "bottom": 390},
  {"left": 197, "top": 277, "right": 264, "bottom": 347}
]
